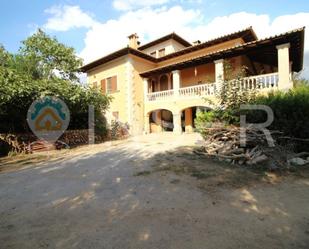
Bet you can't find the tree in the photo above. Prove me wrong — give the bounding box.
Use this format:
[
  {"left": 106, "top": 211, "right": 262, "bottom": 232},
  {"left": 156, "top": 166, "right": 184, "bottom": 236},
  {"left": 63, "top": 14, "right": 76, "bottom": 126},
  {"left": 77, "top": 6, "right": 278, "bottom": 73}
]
[
  {"left": 19, "top": 29, "right": 82, "bottom": 81},
  {"left": 0, "top": 30, "right": 111, "bottom": 135},
  {"left": 200, "top": 61, "right": 258, "bottom": 125}
]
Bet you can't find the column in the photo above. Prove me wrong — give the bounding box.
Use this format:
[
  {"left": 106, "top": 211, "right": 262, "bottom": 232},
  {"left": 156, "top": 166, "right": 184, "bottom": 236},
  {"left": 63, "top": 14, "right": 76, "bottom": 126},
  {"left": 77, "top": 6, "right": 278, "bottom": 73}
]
[
  {"left": 173, "top": 112, "right": 182, "bottom": 134},
  {"left": 172, "top": 70, "right": 180, "bottom": 97},
  {"left": 184, "top": 108, "right": 193, "bottom": 133},
  {"left": 143, "top": 78, "right": 149, "bottom": 101},
  {"left": 155, "top": 110, "right": 162, "bottom": 133},
  {"left": 144, "top": 114, "right": 150, "bottom": 134},
  {"left": 214, "top": 59, "right": 224, "bottom": 92},
  {"left": 276, "top": 43, "right": 292, "bottom": 90}
]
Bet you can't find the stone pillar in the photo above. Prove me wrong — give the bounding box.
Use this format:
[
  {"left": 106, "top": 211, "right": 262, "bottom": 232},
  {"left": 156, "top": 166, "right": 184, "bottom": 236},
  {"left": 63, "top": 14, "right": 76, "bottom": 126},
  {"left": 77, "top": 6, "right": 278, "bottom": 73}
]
[
  {"left": 155, "top": 110, "right": 162, "bottom": 133},
  {"left": 214, "top": 59, "right": 224, "bottom": 92},
  {"left": 173, "top": 112, "right": 182, "bottom": 134},
  {"left": 184, "top": 108, "right": 193, "bottom": 133},
  {"left": 144, "top": 114, "right": 150, "bottom": 134},
  {"left": 172, "top": 70, "right": 180, "bottom": 97},
  {"left": 276, "top": 43, "right": 292, "bottom": 90},
  {"left": 143, "top": 78, "right": 149, "bottom": 101}
]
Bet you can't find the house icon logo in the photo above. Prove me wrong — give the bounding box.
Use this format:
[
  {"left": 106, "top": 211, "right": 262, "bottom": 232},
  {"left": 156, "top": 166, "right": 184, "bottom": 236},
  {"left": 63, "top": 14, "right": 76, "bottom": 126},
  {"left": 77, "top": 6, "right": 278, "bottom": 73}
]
[{"left": 27, "top": 96, "right": 70, "bottom": 143}]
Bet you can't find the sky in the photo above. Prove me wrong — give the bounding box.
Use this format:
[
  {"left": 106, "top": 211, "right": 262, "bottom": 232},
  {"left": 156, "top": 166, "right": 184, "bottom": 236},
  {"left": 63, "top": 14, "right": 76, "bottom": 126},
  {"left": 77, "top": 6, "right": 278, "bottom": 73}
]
[{"left": 1, "top": 0, "right": 309, "bottom": 77}]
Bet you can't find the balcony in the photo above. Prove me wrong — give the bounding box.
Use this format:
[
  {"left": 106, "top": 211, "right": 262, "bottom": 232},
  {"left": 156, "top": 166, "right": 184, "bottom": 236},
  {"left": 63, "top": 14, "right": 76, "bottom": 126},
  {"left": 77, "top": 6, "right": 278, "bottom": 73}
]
[{"left": 146, "top": 72, "right": 280, "bottom": 102}]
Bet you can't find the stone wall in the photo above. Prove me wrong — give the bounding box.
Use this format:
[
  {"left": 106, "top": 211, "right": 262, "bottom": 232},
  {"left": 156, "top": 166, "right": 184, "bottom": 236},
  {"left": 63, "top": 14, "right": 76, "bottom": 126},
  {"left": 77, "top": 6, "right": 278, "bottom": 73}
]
[{"left": 0, "top": 130, "right": 108, "bottom": 156}]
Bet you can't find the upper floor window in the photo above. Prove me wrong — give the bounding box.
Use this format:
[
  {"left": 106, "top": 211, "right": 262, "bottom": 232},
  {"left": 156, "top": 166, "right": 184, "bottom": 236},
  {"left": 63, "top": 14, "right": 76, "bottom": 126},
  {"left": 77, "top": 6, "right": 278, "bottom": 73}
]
[
  {"left": 101, "top": 75, "right": 117, "bottom": 94},
  {"left": 107, "top": 77, "right": 113, "bottom": 93},
  {"left": 150, "top": 51, "right": 156, "bottom": 57},
  {"left": 158, "top": 48, "right": 165, "bottom": 57}
]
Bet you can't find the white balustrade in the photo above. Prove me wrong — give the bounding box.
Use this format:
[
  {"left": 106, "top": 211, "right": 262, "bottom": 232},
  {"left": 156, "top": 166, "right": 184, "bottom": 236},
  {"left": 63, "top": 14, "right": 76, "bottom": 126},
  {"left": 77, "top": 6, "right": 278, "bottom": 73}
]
[
  {"left": 178, "top": 83, "right": 216, "bottom": 97},
  {"left": 147, "top": 89, "right": 174, "bottom": 101},
  {"left": 235, "top": 73, "right": 279, "bottom": 90},
  {"left": 146, "top": 73, "right": 280, "bottom": 102}
]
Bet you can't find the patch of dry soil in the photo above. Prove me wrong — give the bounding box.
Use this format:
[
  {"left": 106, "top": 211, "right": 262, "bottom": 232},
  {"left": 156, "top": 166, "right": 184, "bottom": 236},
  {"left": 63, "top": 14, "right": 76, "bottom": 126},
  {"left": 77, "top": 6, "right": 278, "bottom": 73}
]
[{"left": 0, "top": 133, "right": 309, "bottom": 249}]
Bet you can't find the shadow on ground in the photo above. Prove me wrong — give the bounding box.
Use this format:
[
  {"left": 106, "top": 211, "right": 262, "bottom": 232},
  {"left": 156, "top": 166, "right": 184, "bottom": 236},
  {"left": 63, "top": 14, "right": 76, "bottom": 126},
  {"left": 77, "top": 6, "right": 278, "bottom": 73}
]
[{"left": 0, "top": 141, "right": 309, "bottom": 249}]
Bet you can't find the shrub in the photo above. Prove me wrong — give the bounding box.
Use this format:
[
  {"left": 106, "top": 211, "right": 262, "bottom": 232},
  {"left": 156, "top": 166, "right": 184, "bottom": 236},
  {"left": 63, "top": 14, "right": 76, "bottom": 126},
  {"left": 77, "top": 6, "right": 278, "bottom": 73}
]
[
  {"left": 194, "top": 109, "right": 225, "bottom": 138},
  {"left": 203, "top": 62, "right": 258, "bottom": 125},
  {"left": 110, "top": 120, "right": 129, "bottom": 140},
  {"left": 246, "top": 84, "right": 309, "bottom": 140},
  {"left": 195, "top": 110, "right": 214, "bottom": 133}
]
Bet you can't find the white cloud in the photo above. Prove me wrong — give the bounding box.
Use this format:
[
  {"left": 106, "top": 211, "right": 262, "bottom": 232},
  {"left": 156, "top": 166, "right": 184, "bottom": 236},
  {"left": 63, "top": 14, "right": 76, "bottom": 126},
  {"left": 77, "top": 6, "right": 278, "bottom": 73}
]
[
  {"left": 112, "top": 0, "right": 170, "bottom": 11},
  {"left": 79, "top": 6, "right": 202, "bottom": 63},
  {"left": 44, "top": 5, "right": 98, "bottom": 31}
]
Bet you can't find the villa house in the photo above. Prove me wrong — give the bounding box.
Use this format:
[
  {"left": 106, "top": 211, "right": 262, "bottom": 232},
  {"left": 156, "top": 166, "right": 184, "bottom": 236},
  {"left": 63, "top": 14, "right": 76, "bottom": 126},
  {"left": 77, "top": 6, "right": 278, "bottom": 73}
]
[{"left": 81, "top": 27, "right": 305, "bottom": 135}]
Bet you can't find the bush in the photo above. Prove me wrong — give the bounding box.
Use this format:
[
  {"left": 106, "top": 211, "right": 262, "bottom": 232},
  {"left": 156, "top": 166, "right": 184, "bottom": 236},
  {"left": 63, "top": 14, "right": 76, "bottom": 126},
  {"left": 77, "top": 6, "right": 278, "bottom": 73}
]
[
  {"left": 246, "top": 84, "right": 309, "bottom": 139},
  {"left": 202, "top": 62, "right": 258, "bottom": 126},
  {"left": 194, "top": 110, "right": 225, "bottom": 138},
  {"left": 110, "top": 120, "right": 129, "bottom": 140}
]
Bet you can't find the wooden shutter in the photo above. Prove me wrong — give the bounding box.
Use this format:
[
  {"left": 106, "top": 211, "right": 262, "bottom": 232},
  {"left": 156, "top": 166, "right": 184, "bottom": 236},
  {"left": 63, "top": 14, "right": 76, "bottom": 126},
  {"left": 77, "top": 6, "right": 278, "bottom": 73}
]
[
  {"left": 111, "top": 76, "right": 117, "bottom": 92},
  {"left": 100, "top": 79, "right": 106, "bottom": 94}
]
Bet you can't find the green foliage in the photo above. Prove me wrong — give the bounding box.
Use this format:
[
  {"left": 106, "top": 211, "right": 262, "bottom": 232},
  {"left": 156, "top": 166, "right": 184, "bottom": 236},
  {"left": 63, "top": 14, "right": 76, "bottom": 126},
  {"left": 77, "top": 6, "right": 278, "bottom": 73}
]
[
  {"left": 203, "top": 62, "right": 258, "bottom": 125},
  {"left": 0, "top": 30, "right": 111, "bottom": 134},
  {"left": 219, "top": 63, "right": 257, "bottom": 110},
  {"left": 194, "top": 109, "right": 228, "bottom": 138},
  {"left": 247, "top": 84, "right": 309, "bottom": 139},
  {"left": 194, "top": 110, "right": 216, "bottom": 137},
  {"left": 20, "top": 29, "right": 82, "bottom": 81},
  {"left": 293, "top": 72, "right": 309, "bottom": 87},
  {"left": 195, "top": 110, "right": 216, "bottom": 129}
]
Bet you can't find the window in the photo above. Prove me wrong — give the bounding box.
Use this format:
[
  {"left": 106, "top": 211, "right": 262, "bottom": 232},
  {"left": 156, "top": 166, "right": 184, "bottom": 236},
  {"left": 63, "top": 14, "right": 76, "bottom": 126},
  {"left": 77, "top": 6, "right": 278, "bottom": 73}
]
[
  {"left": 158, "top": 48, "right": 165, "bottom": 57},
  {"left": 112, "top": 111, "right": 119, "bottom": 120},
  {"left": 106, "top": 77, "right": 112, "bottom": 93},
  {"left": 92, "top": 81, "right": 97, "bottom": 88},
  {"left": 150, "top": 51, "right": 156, "bottom": 57},
  {"left": 101, "top": 76, "right": 117, "bottom": 94}
]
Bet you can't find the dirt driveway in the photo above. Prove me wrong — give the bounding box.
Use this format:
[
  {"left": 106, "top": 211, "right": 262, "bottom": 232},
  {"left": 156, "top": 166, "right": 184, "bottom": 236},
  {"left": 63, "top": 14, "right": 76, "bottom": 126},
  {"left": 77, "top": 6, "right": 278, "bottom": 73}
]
[{"left": 0, "top": 133, "right": 309, "bottom": 249}]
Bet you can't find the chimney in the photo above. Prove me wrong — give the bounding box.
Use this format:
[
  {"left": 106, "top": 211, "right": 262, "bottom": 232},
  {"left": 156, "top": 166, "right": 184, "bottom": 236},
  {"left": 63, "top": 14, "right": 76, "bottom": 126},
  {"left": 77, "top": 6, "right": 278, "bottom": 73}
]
[
  {"left": 193, "top": 40, "right": 201, "bottom": 45},
  {"left": 128, "top": 33, "right": 139, "bottom": 49}
]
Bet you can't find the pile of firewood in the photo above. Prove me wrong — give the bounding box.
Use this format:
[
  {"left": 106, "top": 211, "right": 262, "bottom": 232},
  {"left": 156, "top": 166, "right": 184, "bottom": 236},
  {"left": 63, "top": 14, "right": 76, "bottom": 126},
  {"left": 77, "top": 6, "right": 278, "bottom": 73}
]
[{"left": 195, "top": 126, "right": 286, "bottom": 166}]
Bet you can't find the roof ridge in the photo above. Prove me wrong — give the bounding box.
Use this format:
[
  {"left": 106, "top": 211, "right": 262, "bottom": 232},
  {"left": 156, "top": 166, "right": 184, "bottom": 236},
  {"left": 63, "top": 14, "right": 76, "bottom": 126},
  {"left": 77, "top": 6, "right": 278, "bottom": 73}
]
[
  {"left": 201, "top": 26, "right": 256, "bottom": 44},
  {"left": 138, "top": 32, "right": 191, "bottom": 50},
  {"left": 156, "top": 26, "right": 257, "bottom": 61},
  {"left": 80, "top": 46, "right": 156, "bottom": 71}
]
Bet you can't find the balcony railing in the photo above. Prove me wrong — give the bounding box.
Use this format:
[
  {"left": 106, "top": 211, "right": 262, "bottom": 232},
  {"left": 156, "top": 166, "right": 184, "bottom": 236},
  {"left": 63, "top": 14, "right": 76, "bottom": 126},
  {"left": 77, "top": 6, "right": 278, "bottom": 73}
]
[
  {"left": 146, "top": 72, "right": 280, "bottom": 102},
  {"left": 147, "top": 89, "right": 174, "bottom": 101},
  {"left": 179, "top": 83, "right": 216, "bottom": 97},
  {"left": 238, "top": 72, "right": 279, "bottom": 90}
]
